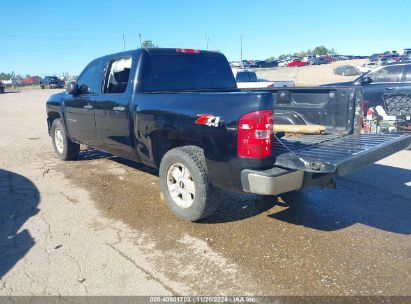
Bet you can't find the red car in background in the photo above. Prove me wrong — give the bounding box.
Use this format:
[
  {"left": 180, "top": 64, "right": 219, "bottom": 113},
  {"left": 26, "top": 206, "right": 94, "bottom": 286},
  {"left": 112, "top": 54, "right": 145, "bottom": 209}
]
[{"left": 287, "top": 59, "right": 309, "bottom": 67}]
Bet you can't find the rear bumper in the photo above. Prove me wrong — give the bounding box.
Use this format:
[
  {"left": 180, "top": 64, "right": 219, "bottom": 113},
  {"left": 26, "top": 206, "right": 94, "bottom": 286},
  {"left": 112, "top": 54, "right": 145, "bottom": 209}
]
[
  {"left": 241, "top": 133, "right": 411, "bottom": 196},
  {"left": 241, "top": 167, "right": 304, "bottom": 195}
]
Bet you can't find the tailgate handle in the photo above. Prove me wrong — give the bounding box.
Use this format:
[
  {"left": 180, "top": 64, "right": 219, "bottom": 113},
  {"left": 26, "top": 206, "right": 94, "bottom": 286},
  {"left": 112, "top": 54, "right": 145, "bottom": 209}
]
[{"left": 113, "top": 106, "right": 126, "bottom": 112}]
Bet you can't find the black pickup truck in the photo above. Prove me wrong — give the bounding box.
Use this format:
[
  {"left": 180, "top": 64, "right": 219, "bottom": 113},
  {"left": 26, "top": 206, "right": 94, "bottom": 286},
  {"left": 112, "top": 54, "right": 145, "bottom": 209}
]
[
  {"left": 46, "top": 48, "right": 411, "bottom": 221},
  {"left": 40, "top": 76, "right": 64, "bottom": 89}
]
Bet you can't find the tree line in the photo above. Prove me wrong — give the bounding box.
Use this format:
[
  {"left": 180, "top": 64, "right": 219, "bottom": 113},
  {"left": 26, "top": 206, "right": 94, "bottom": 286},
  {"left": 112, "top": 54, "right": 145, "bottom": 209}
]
[
  {"left": 0, "top": 72, "right": 16, "bottom": 80},
  {"left": 267, "top": 45, "right": 337, "bottom": 61}
]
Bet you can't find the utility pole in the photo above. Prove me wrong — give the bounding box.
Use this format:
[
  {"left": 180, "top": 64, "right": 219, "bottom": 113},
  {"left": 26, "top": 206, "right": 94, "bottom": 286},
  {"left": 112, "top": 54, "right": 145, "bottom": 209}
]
[
  {"left": 139, "top": 33, "right": 142, "bottom": 48},
  {"left": 122, "top": 34, "right": 125, "bottom": 51},
  {"left": 240, "top": 34, "right": 243, "bottom": 63},
  {"left": 205, "top": 34, "right": 209, "bottom": 50}
]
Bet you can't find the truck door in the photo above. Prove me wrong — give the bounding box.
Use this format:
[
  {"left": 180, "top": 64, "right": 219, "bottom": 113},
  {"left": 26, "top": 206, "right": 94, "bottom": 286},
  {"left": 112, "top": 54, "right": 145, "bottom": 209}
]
[
  {"left": 64, "top": 59, "right": 101, "bottom": 147},
  {"left": 362, "top": 65, "right": 403, "bottom": 110},
  {"left": 94, "top": 56, "right": 137, "bottom": 159}
]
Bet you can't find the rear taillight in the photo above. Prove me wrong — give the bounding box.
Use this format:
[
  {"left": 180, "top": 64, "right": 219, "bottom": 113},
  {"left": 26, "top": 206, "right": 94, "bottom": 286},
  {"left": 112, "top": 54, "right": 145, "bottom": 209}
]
[
  {"left": 238, "top": 110, "right": 273, "bottom": 158},
  {"left": 176, "top": 48, "right": 200, "bottom": 54}
]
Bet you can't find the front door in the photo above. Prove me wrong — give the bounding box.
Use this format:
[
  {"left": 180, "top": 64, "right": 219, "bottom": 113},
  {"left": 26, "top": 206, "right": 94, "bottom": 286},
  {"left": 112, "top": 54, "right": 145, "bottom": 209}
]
[{"left": 64, "top": 59, "right": 102, "bottom": 148}]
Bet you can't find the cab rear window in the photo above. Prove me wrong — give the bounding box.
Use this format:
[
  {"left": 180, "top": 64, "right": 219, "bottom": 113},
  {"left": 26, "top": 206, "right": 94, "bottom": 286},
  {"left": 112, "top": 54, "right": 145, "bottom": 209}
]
[
  {"left": 141, "top": 51, "right": 236, "bottom": 92},
  {"left": 236, "top": 71, "right": 258, "bottom": 82}
]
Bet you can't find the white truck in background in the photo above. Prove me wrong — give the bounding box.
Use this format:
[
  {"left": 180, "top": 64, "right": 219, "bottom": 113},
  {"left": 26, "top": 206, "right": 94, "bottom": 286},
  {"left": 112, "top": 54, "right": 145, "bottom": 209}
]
[{"left": 232, "top": 69, "right": 295, "bottom": 89}]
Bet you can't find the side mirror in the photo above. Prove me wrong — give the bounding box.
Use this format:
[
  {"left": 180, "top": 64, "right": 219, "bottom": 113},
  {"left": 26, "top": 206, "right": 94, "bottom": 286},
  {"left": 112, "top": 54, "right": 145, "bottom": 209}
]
[
  {"left": 66, "top": 82, "right": 78, "bottom": 95},
  {"left": 359, "top": 76, "right": 372, "bottom": 85}
]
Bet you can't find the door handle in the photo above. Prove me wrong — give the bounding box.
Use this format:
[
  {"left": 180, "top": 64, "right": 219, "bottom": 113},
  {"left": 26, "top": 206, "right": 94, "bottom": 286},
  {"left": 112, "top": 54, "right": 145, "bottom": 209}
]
[
  {"left": 384, "top": 87, "right": 397, "bottom": 91},
  {"left": 83, "top": 104, "right": 93, "bottom": 110},
  {"left": 113, "top": 106, "right": 126, "bottom": 112}
]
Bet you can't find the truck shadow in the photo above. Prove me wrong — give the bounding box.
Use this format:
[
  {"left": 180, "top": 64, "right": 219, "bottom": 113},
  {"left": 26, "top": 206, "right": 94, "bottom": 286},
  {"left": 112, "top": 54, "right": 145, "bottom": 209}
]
[
  {"left": 79, "top": 148, "right": 111, "bottom": 161},
  {"left": 79, "top": 148, "right": 158, "bottom": 175},
  {"left": 1, "top": 90, "right": 21, "bottom": 94},
  {"left": 268, "top": 163, "right": 411, "bottom": 234},
  {"left": 200, "top": 191, "right": 277, "bottom": 224},
  {"left": 0, "top": 169, "right": 40, "bottom": 278}
]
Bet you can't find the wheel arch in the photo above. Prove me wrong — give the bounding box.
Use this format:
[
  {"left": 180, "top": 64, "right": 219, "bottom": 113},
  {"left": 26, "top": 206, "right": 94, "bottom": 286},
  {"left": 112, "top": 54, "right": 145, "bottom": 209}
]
[
  {"left": 47, "top": 111, "right": 61, "bottom": 135},
  {"left": 149, "top": 129, "right": 204, "bottom": 168}
]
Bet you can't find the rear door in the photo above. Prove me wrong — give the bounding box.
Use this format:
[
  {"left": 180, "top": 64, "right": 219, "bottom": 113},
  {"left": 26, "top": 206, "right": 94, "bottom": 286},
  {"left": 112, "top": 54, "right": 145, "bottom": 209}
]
[
  {"left": 362, "top": 65, "right": 403, "bottom": 109},
  {"left": 94, "top": 55, "right": 137, "bottom": 159},
  {"left": 64, "top": 59, "right": 102, "bottom": 147}
]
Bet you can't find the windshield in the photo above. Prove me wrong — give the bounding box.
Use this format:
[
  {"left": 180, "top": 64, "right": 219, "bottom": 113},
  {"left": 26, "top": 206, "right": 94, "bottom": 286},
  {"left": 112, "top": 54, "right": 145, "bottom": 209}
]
[{"left": 141, "top": 51, "right": 236, "bottom": 92}]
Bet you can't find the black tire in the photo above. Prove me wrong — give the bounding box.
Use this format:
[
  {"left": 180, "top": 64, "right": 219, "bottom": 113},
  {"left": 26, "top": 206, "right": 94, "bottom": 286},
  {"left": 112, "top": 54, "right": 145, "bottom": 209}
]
[
  {"left": 41, "top": 85, "right": 44, "bottom": 89},
  {"left": 159, "top": 146, "right": 221, "bottom": 221},
  {"left": 51, "top": 118, "right": 80, "bottom": 160}
]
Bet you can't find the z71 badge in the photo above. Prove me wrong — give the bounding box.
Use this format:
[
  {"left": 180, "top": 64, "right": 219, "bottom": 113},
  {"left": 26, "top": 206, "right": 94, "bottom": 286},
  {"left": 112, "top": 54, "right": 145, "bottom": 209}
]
[{"left": 195, "top": 114, "right": 220, "bottom": 127}]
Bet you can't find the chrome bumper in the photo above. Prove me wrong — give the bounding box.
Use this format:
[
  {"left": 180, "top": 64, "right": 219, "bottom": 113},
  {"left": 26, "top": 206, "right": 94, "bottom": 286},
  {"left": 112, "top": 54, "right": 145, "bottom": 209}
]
[{"left": 241, "top": 167, "right": 304, "bottom": 196}]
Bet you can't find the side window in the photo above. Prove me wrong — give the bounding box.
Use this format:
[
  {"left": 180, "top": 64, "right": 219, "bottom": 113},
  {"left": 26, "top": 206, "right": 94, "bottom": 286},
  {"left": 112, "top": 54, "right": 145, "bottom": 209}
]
[
  {"left": 77, "top": 61, "right": 101, "bottom": 94},
  {"left": 103, "top": 57, "right": 132, "bottom": 94},
  {"left": 368, "top": 66, "right": 402, "bottom": 83},
  {"left": 404, "top": 65, "right": 411, "bottom": 82}
]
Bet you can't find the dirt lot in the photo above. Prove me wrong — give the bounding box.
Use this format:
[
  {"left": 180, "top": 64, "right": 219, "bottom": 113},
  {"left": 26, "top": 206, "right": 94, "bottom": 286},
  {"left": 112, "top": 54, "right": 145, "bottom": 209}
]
[
  {"left": 0, "top": 76, "right": 410, "bottom": 295},
  {"left": 256, "top": 59, "right": 367, "bottom": 86}
]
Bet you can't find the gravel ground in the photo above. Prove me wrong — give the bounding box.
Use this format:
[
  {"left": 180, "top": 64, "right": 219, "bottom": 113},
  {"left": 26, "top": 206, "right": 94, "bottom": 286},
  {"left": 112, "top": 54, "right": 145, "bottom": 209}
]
[
  {"left": 0, "top": 84, "right": 410, "bottom": 296},
  {"left": 256, "top": 59, "right": 368, "bottom": 86}
]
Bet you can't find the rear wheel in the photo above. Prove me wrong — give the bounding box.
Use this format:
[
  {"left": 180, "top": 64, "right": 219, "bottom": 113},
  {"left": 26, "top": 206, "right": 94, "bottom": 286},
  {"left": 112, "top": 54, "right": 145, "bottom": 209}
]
[
  {"left": 159, "top": 146, "right": 221, "bottom": 221},
  {"left": 51, "top": 118, "right": 80, "bottom": 160}
]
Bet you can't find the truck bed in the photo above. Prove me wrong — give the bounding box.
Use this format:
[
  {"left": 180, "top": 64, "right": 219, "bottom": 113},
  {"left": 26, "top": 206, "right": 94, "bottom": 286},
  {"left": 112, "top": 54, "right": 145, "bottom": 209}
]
[
  {"left": 238, "top": 86, "right": 411, "bottom": 176},
  {"left": 272, "top": 133, "right": 411, "bottom": 175}
]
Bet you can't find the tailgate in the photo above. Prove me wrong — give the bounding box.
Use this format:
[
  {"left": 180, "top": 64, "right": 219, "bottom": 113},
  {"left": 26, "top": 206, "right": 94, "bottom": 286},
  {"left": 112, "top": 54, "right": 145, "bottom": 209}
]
[{"left": 272, "top": 133, "right": 411, "bottom": 176}]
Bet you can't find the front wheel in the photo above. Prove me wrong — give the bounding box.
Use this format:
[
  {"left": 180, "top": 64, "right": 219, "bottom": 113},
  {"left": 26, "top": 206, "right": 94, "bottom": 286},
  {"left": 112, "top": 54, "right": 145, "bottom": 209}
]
[
  {"left": 159, "top": 146, "right": 221, "bottom": 221},
  {"left": 51, "top": 118, "right": 80, "bottom": 160}
]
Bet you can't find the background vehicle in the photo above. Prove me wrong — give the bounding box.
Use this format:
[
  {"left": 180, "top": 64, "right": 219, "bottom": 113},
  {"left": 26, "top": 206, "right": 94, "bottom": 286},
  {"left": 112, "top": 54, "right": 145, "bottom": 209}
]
[
  {"left": 40, "top": 76, "right": 64, "bottom": 89},
  {"left": 334, "top": 65, "right": 359, "bottom": 76},
  {"left": 256, "top": 60, "right": 279, "bottom": 68},
  {"left": 382, "top": 54, "right": 400, "bottom": 63},
  {"left": 358, "top": 62, "right": 377, "bottom": 73},
  {"left": 321, "top": 55, "right": 336, "bottom": 63},
  {"left": 233, "top": 69, "right": 294, "bottom": 88},
  {"left": 310, "top": 57, "right": 329, "bottom": 65},
  {"left": 400, "top": 54, "right": 411, "bottom": 63},
  {"left": 230, "top": 61, "right": 242, "bottom": 68},
  {"left": 287, "top": 59, "right": 308, "bottom": 67},
  {"left": 278, "top": 60, "right": 287, "bottom": 67},
  {"left": 325, "top": 63, "right": 411, "bottom": 112},
  {"left": 46, "top": 48, "right": 411, "bottom": 222},
  {"left": 303, "top": 55, "right": 315, "bottom": 62}
]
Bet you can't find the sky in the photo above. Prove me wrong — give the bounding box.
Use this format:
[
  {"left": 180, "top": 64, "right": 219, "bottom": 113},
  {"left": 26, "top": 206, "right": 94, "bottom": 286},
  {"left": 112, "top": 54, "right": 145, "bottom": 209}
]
[{"left": 1, "top": 0, "right": 410, "bottom": 76}]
